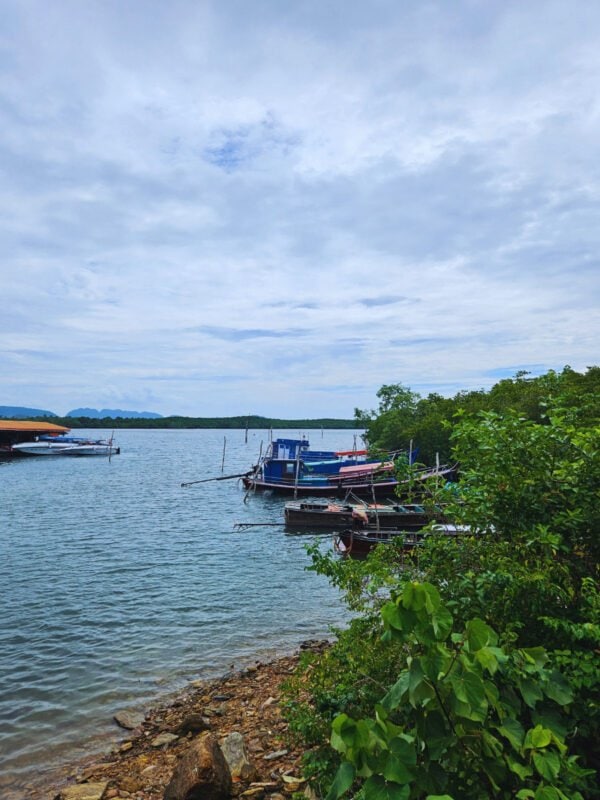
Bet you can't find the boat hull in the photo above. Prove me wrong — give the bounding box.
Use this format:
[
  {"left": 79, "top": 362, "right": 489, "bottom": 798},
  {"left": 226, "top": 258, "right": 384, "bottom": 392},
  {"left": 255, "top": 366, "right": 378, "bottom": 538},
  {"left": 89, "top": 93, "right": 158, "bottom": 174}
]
[
  {"left": 334, "top": 523, "right": 471, "bottom": 556},
  {"left": 242, "top": 476, "right": 399, "bottom": 497},
  {"left": 11, "top": 441, "right": 119, "bottom": 457},
  {"left": 284, "top": 500, "right": 436, "bottom": 530}
]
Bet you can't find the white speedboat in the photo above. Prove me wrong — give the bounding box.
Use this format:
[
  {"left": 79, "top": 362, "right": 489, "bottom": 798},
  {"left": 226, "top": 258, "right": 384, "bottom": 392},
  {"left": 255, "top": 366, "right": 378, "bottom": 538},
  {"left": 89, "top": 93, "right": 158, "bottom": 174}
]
[{"left": 12, "top": 435, "right": 119, "bottom": 457}]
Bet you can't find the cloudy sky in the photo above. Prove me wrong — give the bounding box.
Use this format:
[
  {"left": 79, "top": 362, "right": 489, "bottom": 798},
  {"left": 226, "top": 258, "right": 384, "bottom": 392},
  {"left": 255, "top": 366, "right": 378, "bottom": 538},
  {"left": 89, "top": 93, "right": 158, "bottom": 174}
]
[{"left": 1, "top": 1, "right": 598, "bottom": 418}]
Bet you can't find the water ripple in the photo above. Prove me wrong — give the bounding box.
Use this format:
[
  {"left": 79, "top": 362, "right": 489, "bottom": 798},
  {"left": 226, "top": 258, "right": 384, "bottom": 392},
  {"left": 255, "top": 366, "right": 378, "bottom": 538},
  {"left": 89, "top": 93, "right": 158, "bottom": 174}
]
[{"left": 0, "top": 428, "right": 355, "bottom": 792}]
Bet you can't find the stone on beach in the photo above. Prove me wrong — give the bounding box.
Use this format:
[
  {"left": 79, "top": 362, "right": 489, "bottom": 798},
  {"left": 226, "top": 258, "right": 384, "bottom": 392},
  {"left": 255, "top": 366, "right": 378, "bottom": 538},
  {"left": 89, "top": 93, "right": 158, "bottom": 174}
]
[
  {"left": 175, "top": 713, "right": 212, "bottom": 735},
  {"left": 221, "top": 731, "right": 256, "bottom": 780},
  {"left": 113, "top": 710, "right": 145, "bottom": 730},
  {"left": 151, "top": 732, "right": 179, "bottom": 748},
  {"left": 163, "top": 732, "right": 232, "bottom": 800}
]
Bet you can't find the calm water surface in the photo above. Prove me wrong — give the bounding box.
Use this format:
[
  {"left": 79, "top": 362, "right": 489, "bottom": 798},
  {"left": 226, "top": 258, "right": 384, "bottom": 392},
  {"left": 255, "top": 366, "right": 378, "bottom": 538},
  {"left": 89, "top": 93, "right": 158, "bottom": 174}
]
[{"left": 0, "top": 429, "right": 357, "bottom": 796}]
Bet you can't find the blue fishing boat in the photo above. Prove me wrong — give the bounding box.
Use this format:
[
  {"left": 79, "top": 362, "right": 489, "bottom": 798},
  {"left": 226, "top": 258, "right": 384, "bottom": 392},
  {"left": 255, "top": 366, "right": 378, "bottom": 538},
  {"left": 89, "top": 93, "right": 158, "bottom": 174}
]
[{"left": 242, "top": 437, "right": 404, "bottom": 497}]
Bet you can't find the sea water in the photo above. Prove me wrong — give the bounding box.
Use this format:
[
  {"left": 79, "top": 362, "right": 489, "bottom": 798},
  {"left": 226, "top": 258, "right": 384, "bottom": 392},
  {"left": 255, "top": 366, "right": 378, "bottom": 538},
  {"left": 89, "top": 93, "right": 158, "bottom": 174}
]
[{"left": 0, "top": 428, "right": 358, "bottom": 796}]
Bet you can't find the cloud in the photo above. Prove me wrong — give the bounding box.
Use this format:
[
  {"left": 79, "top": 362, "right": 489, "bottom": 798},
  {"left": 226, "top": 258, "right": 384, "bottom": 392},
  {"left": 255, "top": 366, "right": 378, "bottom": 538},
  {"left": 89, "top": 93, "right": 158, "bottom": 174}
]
[{"left": 0, "top": 0, "right": 598, "bottom": 416}]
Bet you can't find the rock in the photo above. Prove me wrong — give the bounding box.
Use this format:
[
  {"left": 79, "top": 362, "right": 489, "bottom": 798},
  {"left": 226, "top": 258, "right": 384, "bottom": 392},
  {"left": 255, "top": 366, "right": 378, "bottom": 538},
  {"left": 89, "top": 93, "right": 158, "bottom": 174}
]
[
  {"left": 175, "top": 713, "right": 211, "bottom": 735},
  {"left": 212, "top": 694, "right": 232, "bottom": 701},
  {"left": 151, "top": 732, "right": 179, "bottom": 748},
  {"left": 221, "top": 732, "right": 256, "bottom": 781},
  {"left": 164, "top": 732, "right": 232, "bottom": 800},
  {"left": 262, "top": 749, "right": 288, "bottom": 761},
  {"left": 113, "top": 710, "right": 145, "bottom": 730},
  {"left": 119, "top": 741, "right": 133, "bottom": 752},
  {"left": 58, "top": 783, "right": 109, "bottom": 800}
]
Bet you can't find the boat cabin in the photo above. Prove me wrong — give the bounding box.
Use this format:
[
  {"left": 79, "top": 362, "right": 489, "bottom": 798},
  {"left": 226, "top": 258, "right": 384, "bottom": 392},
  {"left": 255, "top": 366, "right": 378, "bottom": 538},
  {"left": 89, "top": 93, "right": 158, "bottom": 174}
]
[{"left": 261, "top": 437, "right": 370, "bottom": 484}]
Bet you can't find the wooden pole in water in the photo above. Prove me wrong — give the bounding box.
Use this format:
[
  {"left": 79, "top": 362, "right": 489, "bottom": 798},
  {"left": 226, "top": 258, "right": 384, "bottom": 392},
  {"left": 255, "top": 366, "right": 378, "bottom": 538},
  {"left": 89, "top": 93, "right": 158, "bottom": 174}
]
[
  {"left": 245, "top": 418, "right": 248, "bottom": 443},
  {"left": 221, "top": 436, "right": 227, "bottom": 472},
  {"left": 294, "top": 444, "right": 301, "bottom": 500}
]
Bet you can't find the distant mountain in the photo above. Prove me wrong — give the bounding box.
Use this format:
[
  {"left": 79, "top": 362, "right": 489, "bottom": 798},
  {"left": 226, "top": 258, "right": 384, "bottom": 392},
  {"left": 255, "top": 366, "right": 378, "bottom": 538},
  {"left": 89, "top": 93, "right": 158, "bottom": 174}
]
[
  {"left": 0, "top": 405, "right": 57, "bottom": 418},
  {"left": 66, "top": 408, "right": 163, "bottom": 419}
]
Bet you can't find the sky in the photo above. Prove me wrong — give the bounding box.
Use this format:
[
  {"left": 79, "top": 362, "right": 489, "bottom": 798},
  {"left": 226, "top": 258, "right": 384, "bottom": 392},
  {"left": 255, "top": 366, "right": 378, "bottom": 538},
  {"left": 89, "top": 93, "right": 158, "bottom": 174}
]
[{"left": 1, "top": 0, "right": 599, "bottom": 418}]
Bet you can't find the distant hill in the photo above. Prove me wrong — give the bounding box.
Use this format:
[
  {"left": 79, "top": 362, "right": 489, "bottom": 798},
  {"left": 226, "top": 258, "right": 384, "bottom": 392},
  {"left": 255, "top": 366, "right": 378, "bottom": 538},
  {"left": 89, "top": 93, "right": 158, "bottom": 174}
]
[
  {"left": 66, "top": 408, "right": 163, "bottom": 419},
  {"left": 0, "top": 405, "right": 57, "bottom": 418}
]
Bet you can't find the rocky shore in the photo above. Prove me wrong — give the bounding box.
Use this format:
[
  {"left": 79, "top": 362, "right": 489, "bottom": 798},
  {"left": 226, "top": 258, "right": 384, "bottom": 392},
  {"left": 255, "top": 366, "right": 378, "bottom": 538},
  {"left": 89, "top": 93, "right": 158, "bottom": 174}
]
[{"left": 23, "top": 641, "right": 327, "bottom": 800}]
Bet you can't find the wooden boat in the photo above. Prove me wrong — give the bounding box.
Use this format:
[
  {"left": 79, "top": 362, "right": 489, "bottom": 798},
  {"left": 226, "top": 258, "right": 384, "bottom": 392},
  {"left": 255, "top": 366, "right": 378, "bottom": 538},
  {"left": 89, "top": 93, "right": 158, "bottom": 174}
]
[
  {"left": 242, "top": 437, "right": 453, "bottom": 498},
  {"left": 333, "top": 523, "right": 471, "bottom": 556},
  {"left": 284, "top": 499, "right": 443, "bottom": 530}
]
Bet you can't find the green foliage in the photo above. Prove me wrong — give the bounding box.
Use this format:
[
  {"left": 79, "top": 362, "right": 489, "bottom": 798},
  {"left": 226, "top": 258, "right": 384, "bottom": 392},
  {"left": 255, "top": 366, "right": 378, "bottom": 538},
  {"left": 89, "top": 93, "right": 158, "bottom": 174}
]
[
  {"left": 284, "top": 381, "right": 599, "bottom": 798},
  {"left": 326, "top": 583, "right": 592, "bottom": 800},
  {"left": 355, "top": 366, "right": 600, "bottom": 464}
]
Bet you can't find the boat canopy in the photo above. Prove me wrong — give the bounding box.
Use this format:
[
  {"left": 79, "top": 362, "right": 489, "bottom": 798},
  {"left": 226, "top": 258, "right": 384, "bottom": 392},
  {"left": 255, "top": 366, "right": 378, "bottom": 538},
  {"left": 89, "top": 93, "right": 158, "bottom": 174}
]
[{"left": 0, "top": 420, "right": 70, "bottom": 434}]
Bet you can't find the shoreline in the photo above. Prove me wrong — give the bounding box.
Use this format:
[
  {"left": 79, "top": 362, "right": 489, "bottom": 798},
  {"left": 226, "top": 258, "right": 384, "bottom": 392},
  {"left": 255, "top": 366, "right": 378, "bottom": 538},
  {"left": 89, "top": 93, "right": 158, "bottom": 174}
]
[{"left": 15, "top": 641, "right": 326, "bottom": 800}]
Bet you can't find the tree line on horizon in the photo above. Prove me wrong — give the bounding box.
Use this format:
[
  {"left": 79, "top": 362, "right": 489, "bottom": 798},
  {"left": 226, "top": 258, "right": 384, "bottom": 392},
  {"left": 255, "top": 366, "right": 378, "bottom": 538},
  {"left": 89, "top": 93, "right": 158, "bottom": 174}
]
[
  {"left": 1, "top": 413, "right": 359, "bottom": 430},
  {"left": 355, "top": 365, "right": 599, "bottom": 464}
]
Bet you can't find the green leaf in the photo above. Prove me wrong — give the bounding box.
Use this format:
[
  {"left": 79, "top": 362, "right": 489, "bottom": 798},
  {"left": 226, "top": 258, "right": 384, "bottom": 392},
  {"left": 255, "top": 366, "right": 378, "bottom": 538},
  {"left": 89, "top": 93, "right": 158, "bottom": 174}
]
[
  {"left": 425, "top": 796, "right": 455, "bottom": 800},
  {"left": 381, "top": 602, "right": 405, "bottom": 631},
  {"left": 465, "top": 618, "right": 497, "bottom": 651},
  {"left": 481, "top": 730, "right": 503, "bottom": 758},
  {"left": 524, "top": 725, "right": 552, "bottom": 749},
  {"left": 383, "top": 753, "right": 415, "bottom": 784},
  {"left": 518, "top": 677, "right": 544, "bottom": 708},
  {"left": 533, "top": 750, "right": 561, "bottom": 781},
  {"left": 516, "top": 791, "right": 535, "bottom": 799},
  {"left": 389, "top": 735, "right": 417, "bottom": 766},
  {"left": 475, "top": 646, "right": 499, "bottom": 674},
  {"left": 544, "top": 670, "right": 574, "bottom": 706},
  {"left": 431, "top": 606, "right": 454, "bottom": 640},
  {"left": 331, "top": 714, "right": 357, "bottom": 750},
  {"left": 521, "top": 647, "right": 548, "bottom": 669},
  {"left": 382, "top": 672, "right": 410, "bottom": 711},
  {"left": 423, "top": 582, "right": 442, "bottom": 613},
  {"left": 534, "top": 786, "right": 560, "bottom": 800},
  {"left": 507, "top": 756, "right": 533, "bottom": 780},
  {"left": 408, "top": 659, "right": 435, "bottom": 706},
  {"left": 325, "top": 761, "right": 355, "bottom": 800},
  {"left": 363, "top": 775, "right": 409, "bottom": 800},
  {"left": 402, "top": 582, "right": 426, "bottom": 611},
  {"left": 497, "top": 718, "right": 525, "bottom": 751},
  {"left": 450, "top": 667, "right": 487, "bottom": 710}
]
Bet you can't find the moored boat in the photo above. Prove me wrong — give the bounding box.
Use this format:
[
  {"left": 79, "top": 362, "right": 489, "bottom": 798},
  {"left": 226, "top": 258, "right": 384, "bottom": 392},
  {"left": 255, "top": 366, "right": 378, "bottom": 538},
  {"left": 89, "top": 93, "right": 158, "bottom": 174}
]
[
  {"left": 333, "top": 523, "right": 471, "bottom": 556},
  {"left": 242, "top": 437, "right": 409, "bottom": 497},
  {"left": 0, "top": 420, "right": 70, "bottom": 458},
  {"left": 284, "top": 499, "right": 443, "bottom": 530},
  {"left": 11, "top": 435, "right": 119, "bottom": 457}
]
